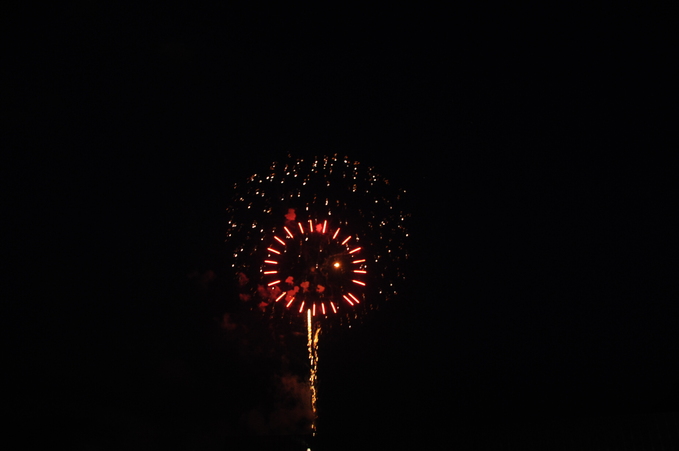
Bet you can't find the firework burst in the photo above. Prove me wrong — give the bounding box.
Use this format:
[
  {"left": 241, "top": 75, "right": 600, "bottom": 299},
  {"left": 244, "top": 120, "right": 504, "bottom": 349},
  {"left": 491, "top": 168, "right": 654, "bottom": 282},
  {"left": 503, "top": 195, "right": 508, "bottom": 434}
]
[
  {"left": 224, "top": 154, "right": 409, "bottom": 434},
  {"left": 225, "top": 154, "right": 409, "bottom": 327}
]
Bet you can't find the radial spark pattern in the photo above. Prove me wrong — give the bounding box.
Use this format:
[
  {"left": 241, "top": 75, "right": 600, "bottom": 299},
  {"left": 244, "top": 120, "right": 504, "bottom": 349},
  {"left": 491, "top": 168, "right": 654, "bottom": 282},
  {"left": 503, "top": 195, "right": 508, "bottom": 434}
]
[{"left": 225, "top": 154, "right": 409, "bottom": 325}]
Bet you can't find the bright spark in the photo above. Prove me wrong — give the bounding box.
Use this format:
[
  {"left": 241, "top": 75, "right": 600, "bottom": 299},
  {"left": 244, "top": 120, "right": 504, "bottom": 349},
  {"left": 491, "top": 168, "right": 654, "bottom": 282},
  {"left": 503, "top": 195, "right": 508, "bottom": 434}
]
[{"left": 342, "top": 294, "right": 354, "bottom": 305}]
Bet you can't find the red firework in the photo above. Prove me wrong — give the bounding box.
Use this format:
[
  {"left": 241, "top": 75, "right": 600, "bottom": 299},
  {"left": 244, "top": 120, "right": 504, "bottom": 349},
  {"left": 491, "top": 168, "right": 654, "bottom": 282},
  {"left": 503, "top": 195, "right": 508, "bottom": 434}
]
[{"left": 261, "top": 218, "right": 367, "bottom": 319}]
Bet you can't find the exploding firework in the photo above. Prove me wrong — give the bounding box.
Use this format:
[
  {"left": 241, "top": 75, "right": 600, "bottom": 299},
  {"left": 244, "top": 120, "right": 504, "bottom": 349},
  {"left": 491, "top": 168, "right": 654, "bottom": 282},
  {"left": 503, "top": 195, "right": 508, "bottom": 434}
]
[
  {"left": 224, "top": 154, "right": 409, "bottom": 433},
  {"left": 225, "top": 154, "right": 409, "bottom": 326},
  {"left": 262, "top": 217, "right": 368, "bottom": 319}
]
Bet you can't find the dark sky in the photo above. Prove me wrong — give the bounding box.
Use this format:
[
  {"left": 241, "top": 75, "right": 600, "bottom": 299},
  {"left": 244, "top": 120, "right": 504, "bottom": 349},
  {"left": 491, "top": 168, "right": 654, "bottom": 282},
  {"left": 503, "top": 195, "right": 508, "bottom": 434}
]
[{"left": 9, "top": 4, "right": 676, "bottom": 449}]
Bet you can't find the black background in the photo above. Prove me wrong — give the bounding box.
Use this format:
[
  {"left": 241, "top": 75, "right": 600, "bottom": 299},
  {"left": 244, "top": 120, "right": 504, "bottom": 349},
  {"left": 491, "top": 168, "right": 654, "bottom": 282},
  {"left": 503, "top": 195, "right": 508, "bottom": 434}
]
[{"left": 8, "top": 4, "right": 677, "bottom": 449}]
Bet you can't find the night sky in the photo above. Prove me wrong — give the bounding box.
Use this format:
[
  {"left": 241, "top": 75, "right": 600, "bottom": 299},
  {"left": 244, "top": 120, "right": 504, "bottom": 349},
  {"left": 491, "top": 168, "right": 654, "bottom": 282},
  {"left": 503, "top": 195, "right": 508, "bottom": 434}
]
[{"left": 9, "top": 4, "right": 677, "bottom": 449}]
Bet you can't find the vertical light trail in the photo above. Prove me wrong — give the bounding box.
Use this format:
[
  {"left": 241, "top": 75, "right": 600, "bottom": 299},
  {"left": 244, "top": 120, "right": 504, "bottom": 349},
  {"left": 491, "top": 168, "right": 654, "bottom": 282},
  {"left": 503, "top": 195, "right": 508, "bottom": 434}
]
[{"left": 307, "top": 309, "right": 320, "bottom": 435}]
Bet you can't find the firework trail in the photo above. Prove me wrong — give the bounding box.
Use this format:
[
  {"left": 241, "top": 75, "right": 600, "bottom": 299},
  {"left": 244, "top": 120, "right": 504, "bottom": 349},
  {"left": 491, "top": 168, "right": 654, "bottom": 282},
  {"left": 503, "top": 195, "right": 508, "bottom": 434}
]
[{"left": 307, "top": 309, "right": 321, "bottom": 433}]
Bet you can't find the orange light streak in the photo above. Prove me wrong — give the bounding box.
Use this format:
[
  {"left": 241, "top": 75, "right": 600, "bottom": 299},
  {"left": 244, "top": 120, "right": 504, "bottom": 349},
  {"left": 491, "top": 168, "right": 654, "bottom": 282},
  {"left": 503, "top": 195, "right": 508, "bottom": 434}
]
[
  {"left": 268, "top": 280, "right": 281, "bottom": 286},
  {"left": 348, "top": 247, "right": 362, "bottom": 254},
  {"left": 308, "top": 219, "right": 313, "bottom": 233},
  {"left": 298, "top": 222, "right": 305, "bottom": 234},
  {"left": 348, "top": 292, "right": 361, "bottom": 304},
  {"left": 332, "top": 228, "right": 340, "bottom": 240},
  {"left": 342, "top": 294, "right": 354, "bottom": 305},
  {"left": 267, "top": 247, "right": 281, "bottom": 254},
  {"left": 312, "top": 303, "right": 316, "bottom": 316},
  {"left": 352, "top": 279, "right": 366, "bottom": 286},
  {"left": 264, "top": 260, "right": 278, "bottom": 264},
  {"left": 298, "top": 301, "right": 305, "bottom": 313},
  {"left": 322, "top": 220, "right": 327, "bottom": 234},
  {"left": 352, "top": 259, "right": 365, "bottom": 264},
  {"left": 263, "top": 270, "right": 278, "bottom": 275},
  {"left": 341, "top": 236, "right": 352, "bottom": 245},
  {"left": 306, "top": 309, "right": 319, "bottom": 433},
  {"left": 330, "top": 302, "right": 337, "bottom": 313},
  {"left": 275, "top": 293, "right": 286, "bottom": 302},
  {"left": 283, "top": 226, "right": 293, "bottom": 238},
  {"left": 286, "top": 297, "right": 295, "bottom": 307},
  {"left": 353, "top": 270, "right": 367, "bottom": 274},
  {"left": 274, "top": 236, "right": 286, "bottom": 245},
  {"left": 321, "top": 303, "right": 326, "bottom": 315}
]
